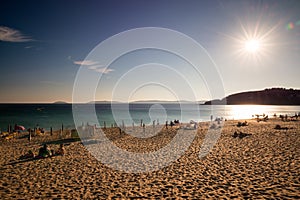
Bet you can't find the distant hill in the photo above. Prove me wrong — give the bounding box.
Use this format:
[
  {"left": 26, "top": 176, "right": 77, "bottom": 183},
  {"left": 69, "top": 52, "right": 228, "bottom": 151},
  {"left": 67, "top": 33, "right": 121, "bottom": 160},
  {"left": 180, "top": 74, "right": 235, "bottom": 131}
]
[
  {"left": 89, "top": 100, "right": 206, "bottom": 104},
  {"left": 204, "top": 88, "right": 300, "bottom": 105},
  {"left": 88, "top": 101, "right": 123, "bottom": 104},
  {"left": 53, "top": 101, "right": 69, "bottom": 104},
  {"left": 131, "top": 100, "right": 205, "bottom": 104}
]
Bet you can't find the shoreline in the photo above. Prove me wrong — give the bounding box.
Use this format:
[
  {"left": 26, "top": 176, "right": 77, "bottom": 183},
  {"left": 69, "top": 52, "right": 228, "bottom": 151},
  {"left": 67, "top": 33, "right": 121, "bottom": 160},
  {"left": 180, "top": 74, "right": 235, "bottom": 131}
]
[{"left": 1, "top": 104, "right": 300, "bottom": 131}]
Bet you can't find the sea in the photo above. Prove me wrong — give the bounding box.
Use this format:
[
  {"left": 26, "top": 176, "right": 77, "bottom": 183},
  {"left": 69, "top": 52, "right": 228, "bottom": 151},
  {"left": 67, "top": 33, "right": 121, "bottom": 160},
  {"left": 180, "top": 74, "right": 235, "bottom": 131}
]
[{"left": 0, "top": 104, "right": 299, "bottom": 131}]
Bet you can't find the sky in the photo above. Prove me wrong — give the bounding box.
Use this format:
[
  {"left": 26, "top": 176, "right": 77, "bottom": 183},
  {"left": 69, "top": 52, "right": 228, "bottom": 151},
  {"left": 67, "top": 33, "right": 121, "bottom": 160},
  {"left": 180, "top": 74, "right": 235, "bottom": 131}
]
[{"left": 0, "top": 0, "right": 299, "bottom": 103}]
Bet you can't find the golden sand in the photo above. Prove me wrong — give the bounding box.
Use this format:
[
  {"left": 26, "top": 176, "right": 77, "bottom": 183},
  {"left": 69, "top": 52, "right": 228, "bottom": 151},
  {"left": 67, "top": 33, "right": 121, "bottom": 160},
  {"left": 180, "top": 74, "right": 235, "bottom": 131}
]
[{"left": 0, "top": 119, "right": 299, "bottom": 199}]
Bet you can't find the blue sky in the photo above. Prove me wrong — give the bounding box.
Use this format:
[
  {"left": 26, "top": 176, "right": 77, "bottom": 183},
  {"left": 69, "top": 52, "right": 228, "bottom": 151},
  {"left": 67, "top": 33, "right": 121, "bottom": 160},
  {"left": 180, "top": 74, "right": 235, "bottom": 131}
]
[{"left": 0, "top": 0, "right": 299, "bottom": 103}]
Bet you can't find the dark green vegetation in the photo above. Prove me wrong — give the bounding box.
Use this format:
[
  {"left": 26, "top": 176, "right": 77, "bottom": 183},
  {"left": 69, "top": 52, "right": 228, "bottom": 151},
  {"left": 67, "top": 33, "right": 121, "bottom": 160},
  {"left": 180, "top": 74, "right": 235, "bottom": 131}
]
[{"left": 205, "top": 88, "right": 300, "bottom": 105}]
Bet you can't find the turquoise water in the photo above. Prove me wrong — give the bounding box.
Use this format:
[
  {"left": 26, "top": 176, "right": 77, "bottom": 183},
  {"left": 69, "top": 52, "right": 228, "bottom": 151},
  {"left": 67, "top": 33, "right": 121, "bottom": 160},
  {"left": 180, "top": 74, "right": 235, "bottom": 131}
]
[{"left": 0, "top": 104, "right": 299, "bottom": 131}]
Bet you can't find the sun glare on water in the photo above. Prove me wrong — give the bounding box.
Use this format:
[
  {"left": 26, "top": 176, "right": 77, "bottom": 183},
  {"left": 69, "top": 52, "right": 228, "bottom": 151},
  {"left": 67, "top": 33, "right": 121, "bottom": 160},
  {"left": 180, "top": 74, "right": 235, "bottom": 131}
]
[{"left": 230, "top": 105, "right": 268, "bottom": 120}]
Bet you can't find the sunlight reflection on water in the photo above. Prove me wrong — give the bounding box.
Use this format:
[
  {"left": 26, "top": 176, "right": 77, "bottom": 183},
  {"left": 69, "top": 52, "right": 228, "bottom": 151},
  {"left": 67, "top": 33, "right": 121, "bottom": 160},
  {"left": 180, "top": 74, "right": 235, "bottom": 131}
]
[
  {"left": 226, "top": 105, "right": 299, "bottom": 120},
  {"left": 230, "top": 105, "right": 269, "bottom": 119}
]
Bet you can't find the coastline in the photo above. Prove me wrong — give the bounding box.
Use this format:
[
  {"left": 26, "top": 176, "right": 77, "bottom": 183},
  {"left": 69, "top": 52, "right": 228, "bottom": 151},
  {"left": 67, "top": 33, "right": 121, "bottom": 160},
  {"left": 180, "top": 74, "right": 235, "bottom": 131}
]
[
  {"left": 0, "top": 118, "right": 299, "bottom": 198},
  {"left": 1, "top": 104, "right": 300, "bottom": 131}
]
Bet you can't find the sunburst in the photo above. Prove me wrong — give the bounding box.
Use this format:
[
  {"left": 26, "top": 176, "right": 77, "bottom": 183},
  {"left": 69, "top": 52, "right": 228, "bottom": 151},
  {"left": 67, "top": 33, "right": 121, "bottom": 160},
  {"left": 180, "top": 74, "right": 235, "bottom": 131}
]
[
  {"left": 225, "top": 18, "right": 281, "bottom": 64},
  {"left": 244, "top": 39, "right": 261, "bottom": 53}
]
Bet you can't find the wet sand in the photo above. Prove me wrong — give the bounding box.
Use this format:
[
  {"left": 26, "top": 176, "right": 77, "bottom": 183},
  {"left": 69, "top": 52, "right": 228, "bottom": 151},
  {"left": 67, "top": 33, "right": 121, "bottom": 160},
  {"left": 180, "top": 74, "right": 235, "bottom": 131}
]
[{"left": 0, "top": 118, "right": 299, "bottom": 199}]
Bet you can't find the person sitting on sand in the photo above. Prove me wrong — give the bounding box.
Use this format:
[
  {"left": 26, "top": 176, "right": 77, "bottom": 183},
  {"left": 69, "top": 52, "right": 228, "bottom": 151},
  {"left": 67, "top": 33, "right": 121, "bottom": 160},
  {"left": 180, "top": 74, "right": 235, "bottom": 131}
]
[
  {"left": 56, "top": 144, "right": 65, "bottom": 156},
  {"left": 38, "top": 144, "right": 52, "bottom": 158},
  {"left": 19, "top": 150, "right": 35, "bottom": 160},
  {"left": 170, "top": 121, "right": 174, "bottom": 127}
]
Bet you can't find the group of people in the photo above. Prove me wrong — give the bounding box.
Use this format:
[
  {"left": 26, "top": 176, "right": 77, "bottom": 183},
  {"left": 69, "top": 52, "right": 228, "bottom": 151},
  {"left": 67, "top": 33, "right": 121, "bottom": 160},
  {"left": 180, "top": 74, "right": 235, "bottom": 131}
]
[
  {"left": 38, "top": 144, "right": 65, "bottom": 158},
  {"left": 165, "top": 119, "right": 180, "bottom": 128},
  {"left": 19, "top": 143, "right": 65, "bottom": 160},
  {"left": 27, "top": 126, "right": 45, "bottom": 134},
  {"left": 277, "top": 113, "right": 299, "bottom": 121}
]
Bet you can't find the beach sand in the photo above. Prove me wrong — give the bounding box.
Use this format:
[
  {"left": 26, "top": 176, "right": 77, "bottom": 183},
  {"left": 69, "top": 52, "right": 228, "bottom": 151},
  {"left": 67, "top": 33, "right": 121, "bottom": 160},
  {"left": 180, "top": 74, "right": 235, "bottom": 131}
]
[{"left": 0, "top": 118, "right": 299, "bottom": 199}]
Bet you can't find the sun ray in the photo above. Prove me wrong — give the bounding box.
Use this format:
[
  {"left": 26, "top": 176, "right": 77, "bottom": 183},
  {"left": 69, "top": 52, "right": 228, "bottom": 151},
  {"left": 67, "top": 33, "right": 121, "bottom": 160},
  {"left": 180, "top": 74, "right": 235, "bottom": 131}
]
[
  {"left": 215, "top": 10, "right": 283, "bottom": 67},
  {"left": 259, "top": 21, "right": 281, "bottom": 41},
  {"left": 253, "top": 13, "right": 263, "bottom": 38},
  {"left": 225, "top": 16, "right": 283, "bottom": 66}
]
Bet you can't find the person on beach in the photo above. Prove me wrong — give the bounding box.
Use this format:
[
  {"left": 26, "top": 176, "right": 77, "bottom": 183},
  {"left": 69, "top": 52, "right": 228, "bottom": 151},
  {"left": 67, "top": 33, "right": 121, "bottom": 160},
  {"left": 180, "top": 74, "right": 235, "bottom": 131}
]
[
  {"left": 14, "top": 124, "right": 18, "bottom": 132},
  {"left": 56, "top": 144, "right": 65, "bottom": 156},
  {"left": 38, "top": 144, "right": 52, "bottom": 158},
  {"left": 194, "top": 123, "right": 197, "bottom": 129},
  {"left": 19, "top": 150, "right": 35, "bottom": 160},
  {"left": 170, "top": 121, "right": 174, "bottom": 127}
]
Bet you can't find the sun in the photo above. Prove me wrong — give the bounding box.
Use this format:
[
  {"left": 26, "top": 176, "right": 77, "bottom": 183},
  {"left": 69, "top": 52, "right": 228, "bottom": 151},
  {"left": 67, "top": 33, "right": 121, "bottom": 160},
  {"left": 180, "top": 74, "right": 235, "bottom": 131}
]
[
  {"left": 244, "top": 39, "right": 261, "bottom": 53},
  {"left": 224, "top": 14, "right": 282, "bottom": 64}
]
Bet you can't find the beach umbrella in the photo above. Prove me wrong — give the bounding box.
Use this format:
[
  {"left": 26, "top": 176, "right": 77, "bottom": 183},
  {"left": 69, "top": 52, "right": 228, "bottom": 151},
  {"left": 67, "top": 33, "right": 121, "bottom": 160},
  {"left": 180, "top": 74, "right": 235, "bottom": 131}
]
[{"left": 16, "top": 125, "right": 25, "bottom": 131}]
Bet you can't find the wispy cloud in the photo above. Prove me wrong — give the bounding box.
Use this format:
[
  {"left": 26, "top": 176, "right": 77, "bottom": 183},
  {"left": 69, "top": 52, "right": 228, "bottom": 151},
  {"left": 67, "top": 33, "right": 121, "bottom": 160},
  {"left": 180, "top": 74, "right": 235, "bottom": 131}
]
[
  {"left": 73, "top": 60, "right": 98, "bottom": 66},
  {"left": 87, "top": 65, "right": 105, "bottom": 70},
  {"left": 73, "top": 60, "right": 114, "bottom": 74},
  {"left": 0, "top": 26, "right": 33, "bottom": 42},
  {"left": 89, "top": 66, "right": 114, "bottom": 74}
]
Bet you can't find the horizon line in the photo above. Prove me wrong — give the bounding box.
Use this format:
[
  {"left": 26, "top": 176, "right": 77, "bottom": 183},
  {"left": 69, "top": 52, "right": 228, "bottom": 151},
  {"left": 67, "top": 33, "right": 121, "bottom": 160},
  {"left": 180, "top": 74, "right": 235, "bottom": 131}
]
[{"left": 0, "top": 99, "right": 208, "bottom": 104}]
